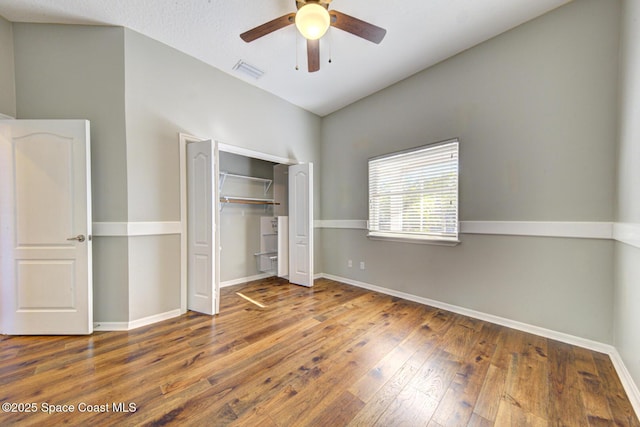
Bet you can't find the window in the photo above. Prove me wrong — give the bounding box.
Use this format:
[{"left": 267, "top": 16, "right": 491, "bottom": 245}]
[{"left": 368, "top": 139, "right": 459, "bottom": 244}]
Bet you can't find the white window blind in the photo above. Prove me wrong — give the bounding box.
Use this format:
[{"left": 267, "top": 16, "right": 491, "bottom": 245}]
[{"left": 368, "top": 139, "right": 459, "bottom": 243}]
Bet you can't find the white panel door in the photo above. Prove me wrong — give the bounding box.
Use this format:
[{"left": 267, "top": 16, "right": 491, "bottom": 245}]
[
  {"left": 187, "top": 140, "right": 219, "bottom": 315},
  {"left": 0, "top": 120, "right": 92, "bottom": 335},
  {"left": 288, "top": 163, "right": 313, "bottom": 287}
]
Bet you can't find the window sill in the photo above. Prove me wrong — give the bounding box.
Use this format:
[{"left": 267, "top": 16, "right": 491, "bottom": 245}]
[{"left": 367, "top": 233, "right": 461, "bottom": 246}]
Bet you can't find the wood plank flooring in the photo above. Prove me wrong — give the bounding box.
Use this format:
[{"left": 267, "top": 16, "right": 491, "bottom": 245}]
[{"left": 0, "top": 277, "right": 638, "bottom": 426}]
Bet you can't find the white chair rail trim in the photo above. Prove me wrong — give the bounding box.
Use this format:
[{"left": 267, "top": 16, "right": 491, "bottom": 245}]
[
  {"left": 92, "top": 220, "right": 639, "bottom": 248},
  {"left": 92, "top": 221, "right": 181, "bottom": 237},
  {"left": 315, "top": 220, "right": 640, "bottom": 248}
]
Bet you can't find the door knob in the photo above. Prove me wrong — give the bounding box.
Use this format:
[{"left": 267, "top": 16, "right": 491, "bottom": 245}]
[{"left": 67, "top": 234, "right": 86, "bottom": 243}]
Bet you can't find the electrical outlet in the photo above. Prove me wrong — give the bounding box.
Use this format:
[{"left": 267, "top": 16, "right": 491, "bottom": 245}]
[
  {"left": 348, "top": 259, "right": 353, "bottom": 268},
  {"left": 360, "top": 261, "right": 365, "bottom": 270}
]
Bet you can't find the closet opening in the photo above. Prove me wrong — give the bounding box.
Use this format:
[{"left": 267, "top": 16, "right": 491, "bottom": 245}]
[
  {"left": 218, "top": 151, "right": 290, "bottom": 286},
  {"left": 179, "top": 134, "right": 314, "bottom": 317}
]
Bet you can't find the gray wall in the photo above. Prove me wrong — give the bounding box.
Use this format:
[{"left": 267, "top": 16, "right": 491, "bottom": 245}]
[
  {"left": 123, "top": 29, "right": 321, "bottom": 223},
  {"left": 614, "top": 0, "right": 640, "bottom": 388},
  {"left": 320, "top": 0, "right": 619, "bottom": 343},
  {"left": 13, "top": 24, "right": 129, "bottom": 222},
  {"left": 12, "top": 24, "right": 130, "bottom": 323},
  {"left": 0, "top": 15, "right": 15, "bottom": 118},
  {"left": 93, "top": 238, "right": 129, "bottom": 322},
  {"left": 324, "top": 230, "right": 614, "bottom": 339}
]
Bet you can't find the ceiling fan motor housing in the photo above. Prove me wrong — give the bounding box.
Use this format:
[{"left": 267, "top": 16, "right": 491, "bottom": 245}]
[{"left": 296, "top": 0, "right": 332, "bottom": 10}]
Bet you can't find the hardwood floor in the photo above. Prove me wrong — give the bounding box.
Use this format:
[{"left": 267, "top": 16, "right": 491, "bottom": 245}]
[{"left": 0, "top": 277, "right": 638, "bottom": 426}]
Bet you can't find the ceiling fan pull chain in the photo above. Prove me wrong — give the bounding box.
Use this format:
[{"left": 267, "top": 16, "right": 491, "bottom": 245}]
[
  {"left": 328, "top": 27, "right": 332, "bottom": 64},
  {"left": 295, "top": 29, "right": 300, "bottom": 70}
]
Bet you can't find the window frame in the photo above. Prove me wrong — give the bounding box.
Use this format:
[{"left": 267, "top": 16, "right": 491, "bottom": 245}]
[{"left": 367, "top": 138, "right": 460, "bottom": 245}]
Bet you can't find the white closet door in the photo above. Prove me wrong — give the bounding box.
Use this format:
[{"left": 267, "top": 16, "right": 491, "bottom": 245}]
[
  {"left": 187, "top": 139, "right": 219, "bottom": 315},
  {"left": 288, "top": 163, "right": 313, "bottom": 287}
]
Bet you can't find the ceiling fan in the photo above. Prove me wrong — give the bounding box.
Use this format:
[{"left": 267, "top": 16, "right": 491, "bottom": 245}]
[{"left": 240, "top": 0, "right": 387, "bottom": 73}]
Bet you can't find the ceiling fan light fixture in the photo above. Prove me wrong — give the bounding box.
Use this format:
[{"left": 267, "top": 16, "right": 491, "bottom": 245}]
[{"left": 295, "top": 3, "right": 330, "bottom": 40}]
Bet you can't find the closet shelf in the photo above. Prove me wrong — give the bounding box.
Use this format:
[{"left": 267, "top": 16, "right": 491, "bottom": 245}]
[
  {"left": 219, "top": 196, "right": 280, "bottom": 206},
  {"left": 219, "top": 171, "right": 273, "bottom": 194},
  {"left": 255, "top": 251, "right": 278, "bottom": 274}
]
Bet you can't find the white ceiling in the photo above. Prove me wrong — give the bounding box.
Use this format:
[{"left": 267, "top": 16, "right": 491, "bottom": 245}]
[{"left": 0, "top": 0, "right": 571, "bottom": 116}]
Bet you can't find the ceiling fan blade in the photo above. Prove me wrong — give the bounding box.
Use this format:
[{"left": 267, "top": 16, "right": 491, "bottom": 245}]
[
  {"left": 240, "top": 13, "right": 296, "bottom": 42},
  {"left": 307, "top": 39, "right": 320, "bottom": 72},
  {"left": 330, "top": 10, "right": 386, "bottom": 44}
]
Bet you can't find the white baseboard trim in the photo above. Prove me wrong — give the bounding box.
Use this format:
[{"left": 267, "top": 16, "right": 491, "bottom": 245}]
[
  {"left": 93, "top": 321, "right": 129, "bottom": 331},
  {"left": 320, "top": 273, "right": 640, "bottom": 417},
  {"left": 321, "top": 273, "right": 612, "bottom": 353},
  {"left": 92, "top": 221, "right": 181, "bottom": 237},
  {"left": 221, "top": 272, "right": 274, "bottom": 288},
  {"left": 93, "top": 309, "right": 181, "bottom": 331},
  {"left": 128, "top": 309, "right": 182, "bottom": 330},
  {"left": 609, "top": 348, "right": 640, "bottom": 417}
]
